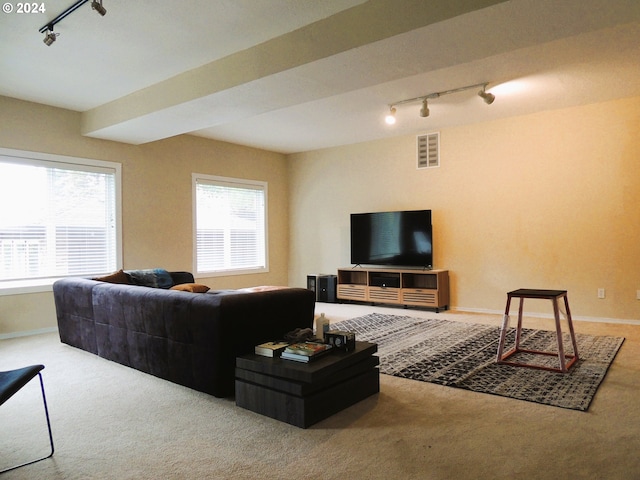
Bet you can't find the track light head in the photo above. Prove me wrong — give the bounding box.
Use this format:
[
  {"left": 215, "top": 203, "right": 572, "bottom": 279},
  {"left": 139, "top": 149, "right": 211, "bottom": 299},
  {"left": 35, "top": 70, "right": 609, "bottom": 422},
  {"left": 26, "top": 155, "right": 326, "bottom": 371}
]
[
  {"left": 43, "top": 27, "right": 57, "bottom": 46},
  {"left": 385, "top": 107, "right": 397, "bottom": 125},
  {"left": 478, "top": 86, "right": 495, "bottom": 105},
  {"left": 39, "top": 0, "right": 108, "bottom": 46},
  {"left": 419, "top": 98, "right": 430, "bottom": 118},
  {"left": 91, "top": 0, "right": 106, "bottom": 16}
]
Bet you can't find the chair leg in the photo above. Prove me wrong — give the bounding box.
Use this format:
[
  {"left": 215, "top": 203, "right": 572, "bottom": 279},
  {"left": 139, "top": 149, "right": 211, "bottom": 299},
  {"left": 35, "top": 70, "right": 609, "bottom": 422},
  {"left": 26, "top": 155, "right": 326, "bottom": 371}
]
[
  {"left": 39, "top": 373, "right": 55, "bottom": 459},
  {"left": 0, "top": 373, "right": 54, "bottom": 474}
]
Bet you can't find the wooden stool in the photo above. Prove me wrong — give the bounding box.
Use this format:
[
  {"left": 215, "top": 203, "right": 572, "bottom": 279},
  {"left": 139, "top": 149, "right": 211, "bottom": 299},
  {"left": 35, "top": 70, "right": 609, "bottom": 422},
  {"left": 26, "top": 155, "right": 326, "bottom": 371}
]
[{"left": 496, "top": 289, "right": 579, "bottom": 373}]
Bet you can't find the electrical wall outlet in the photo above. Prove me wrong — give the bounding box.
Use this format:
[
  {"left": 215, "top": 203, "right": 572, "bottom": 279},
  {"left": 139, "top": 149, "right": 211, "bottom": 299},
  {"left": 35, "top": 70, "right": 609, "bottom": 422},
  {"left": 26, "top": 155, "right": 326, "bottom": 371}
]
[
  {"left": 597, "top": 288, "right": 605, "bottom": 299},
  {"left": 637, "top": 290, "right": 640, "bottom": 300}
]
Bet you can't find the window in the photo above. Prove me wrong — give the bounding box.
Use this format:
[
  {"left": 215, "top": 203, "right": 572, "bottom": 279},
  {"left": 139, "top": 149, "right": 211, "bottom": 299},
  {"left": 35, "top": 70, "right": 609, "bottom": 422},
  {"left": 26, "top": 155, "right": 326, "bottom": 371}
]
[
  {"left": 0, "top": 149, "right": 121, "bottom": 291},
  {"left": 193, "top": 174, "right": 268, "bottom": 276}
]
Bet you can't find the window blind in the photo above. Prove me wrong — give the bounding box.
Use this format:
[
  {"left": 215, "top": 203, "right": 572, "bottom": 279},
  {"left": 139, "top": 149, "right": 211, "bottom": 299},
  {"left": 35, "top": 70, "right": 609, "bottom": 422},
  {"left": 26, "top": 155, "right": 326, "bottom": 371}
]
[
  {"left": 194, "top": 175, "right": 267, "bottom": 275},
  {"left": 0, "top": 156, "right": 118, "bottom": 282}
]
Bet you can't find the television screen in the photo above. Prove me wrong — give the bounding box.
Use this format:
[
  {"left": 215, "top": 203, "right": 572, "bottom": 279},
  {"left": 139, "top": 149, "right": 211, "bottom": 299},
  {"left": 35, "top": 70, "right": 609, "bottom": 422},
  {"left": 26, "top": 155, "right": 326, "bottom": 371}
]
[{"left": 350, "top": 210, "right": 432, "bottom": 268}]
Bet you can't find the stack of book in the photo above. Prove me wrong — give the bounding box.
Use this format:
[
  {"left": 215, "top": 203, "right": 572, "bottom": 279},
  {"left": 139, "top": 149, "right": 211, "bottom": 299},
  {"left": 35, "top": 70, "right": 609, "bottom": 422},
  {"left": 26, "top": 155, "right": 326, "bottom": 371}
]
[
  {"left": 254, "top": 341, "right": 289, "bottom": 357},
  {"left": 281, "top": 342, "right": 333, "bottom": 363}
]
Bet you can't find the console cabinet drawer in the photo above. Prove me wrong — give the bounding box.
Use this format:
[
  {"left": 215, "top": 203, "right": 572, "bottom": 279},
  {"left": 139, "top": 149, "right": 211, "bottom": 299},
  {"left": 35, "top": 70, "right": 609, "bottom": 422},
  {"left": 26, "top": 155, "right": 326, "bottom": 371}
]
[
  {"left": 401, "top": 288, "right": 437, "bottom": 306},
  {"left": 337, "top": 284, "right": 367, "bottom": 301},
  {"left": 368, "top": 287, "right": 400, "bottom": 303}
]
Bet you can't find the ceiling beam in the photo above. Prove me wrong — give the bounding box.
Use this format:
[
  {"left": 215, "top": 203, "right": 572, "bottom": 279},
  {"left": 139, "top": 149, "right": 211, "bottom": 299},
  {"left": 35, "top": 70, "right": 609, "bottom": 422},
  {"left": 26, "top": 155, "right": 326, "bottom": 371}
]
[{"left": 81, "top": 0, "right": 507, "bottom": 143}]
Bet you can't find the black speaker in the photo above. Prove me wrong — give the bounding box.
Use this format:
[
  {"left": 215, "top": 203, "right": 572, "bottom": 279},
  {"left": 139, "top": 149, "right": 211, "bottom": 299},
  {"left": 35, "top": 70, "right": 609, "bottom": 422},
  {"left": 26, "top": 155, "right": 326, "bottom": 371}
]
[
  {"left": 306, "top": 275, "right": 318, "bottom": 299},
  {"left": 317, "top": 275, "right": 337, "bottom": 303}
]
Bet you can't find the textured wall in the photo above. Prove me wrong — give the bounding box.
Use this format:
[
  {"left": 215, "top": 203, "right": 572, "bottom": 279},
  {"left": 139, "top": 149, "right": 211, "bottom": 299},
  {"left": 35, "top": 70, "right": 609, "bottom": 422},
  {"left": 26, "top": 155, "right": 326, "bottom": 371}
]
[
  {"left": 0, "top": 96, "right": 289, "bottom": 335},
  {"left": 288, "top": 96, "right": 640, "bottom": 322}
]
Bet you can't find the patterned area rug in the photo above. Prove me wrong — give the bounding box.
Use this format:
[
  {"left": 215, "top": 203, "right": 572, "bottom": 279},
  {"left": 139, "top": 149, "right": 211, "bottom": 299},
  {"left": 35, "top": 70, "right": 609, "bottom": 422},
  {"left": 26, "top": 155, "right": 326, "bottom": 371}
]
[{"left": 331, "top": 313, "right": 625, "bottom": 411}]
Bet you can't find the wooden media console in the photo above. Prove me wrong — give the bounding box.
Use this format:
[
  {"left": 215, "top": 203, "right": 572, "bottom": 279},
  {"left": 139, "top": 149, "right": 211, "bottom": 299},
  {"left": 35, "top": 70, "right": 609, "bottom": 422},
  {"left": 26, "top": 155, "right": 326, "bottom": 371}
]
[{"left": 336, "top": 267, "right": 449, "bottom": 312}]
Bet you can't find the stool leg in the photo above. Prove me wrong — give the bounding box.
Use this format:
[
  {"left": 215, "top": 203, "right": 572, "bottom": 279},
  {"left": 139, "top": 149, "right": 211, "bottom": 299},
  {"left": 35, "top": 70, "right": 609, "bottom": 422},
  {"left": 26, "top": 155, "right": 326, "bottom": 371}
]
[
  {"left": 563, "top": 294, "right": 579, "bottom": 361},
  {"left": 514, "top": 297, "right": 525, "bottom": 350},
  {"left": 552, "top": 297, "right": 567, "bottom": 372},
  {"left": 496, "top": 295, "right": 512, "bottom": 362}
]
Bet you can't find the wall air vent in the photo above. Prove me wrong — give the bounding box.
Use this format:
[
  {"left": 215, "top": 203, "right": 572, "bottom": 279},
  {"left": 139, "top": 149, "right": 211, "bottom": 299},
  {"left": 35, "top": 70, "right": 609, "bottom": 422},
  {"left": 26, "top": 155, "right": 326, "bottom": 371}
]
[{"left": 417, "top": 132, "right": 439, "bottom": 169}]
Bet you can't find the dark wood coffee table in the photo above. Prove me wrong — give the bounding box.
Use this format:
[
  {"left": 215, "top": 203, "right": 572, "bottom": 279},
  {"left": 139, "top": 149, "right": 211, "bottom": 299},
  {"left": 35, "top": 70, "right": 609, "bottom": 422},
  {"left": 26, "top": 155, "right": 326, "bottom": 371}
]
[{"left": 235, "top": 341, "right": 379, "bottom": 428}]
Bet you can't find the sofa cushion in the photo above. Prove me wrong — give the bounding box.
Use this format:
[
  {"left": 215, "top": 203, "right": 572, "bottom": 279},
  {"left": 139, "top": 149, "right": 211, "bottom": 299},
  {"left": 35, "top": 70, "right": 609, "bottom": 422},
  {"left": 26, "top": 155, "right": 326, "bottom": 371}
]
[
  {"left": 94, "top": 269, "right": 131, "bottom": 284},
  {"left": 171, "top": 283, "right": 211, "bottom": 293},
  {"left": 126, "top": 268, "right": 174, "bottom": 289}
]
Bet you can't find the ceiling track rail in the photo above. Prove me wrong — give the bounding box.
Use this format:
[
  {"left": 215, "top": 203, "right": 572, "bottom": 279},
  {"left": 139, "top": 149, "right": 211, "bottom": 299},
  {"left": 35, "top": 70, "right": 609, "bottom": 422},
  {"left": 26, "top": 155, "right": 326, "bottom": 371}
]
[{"left": 39, "top": 0, "right": 90, "bottom": 33}]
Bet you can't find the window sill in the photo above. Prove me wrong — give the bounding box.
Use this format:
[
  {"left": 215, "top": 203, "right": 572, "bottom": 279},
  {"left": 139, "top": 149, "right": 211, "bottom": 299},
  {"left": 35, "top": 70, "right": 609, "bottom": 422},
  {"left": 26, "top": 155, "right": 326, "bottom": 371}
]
[
  {"left": 0, "top": 278, "right": 58, "bottom": 296},
  {"left": 195, "top": 266, "right": 269, "bottom": 278}
]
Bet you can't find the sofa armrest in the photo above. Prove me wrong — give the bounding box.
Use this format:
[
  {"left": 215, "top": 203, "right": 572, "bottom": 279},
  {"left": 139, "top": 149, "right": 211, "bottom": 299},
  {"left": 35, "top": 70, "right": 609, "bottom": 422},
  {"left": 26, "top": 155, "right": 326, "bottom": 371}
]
[
  {"left": 213, "top": 287, "right": 316, "bottom": 396},
  {"left": 53, "top": 278, "right": 99, "bottom": 354}
]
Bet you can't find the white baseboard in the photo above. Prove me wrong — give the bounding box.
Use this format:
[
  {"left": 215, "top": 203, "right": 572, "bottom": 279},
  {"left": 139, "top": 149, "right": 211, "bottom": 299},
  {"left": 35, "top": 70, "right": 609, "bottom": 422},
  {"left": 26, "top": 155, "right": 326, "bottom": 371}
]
[
  {"left": 0, "top": 327, "right": 59, "bottom": 340},
  {"left": 452, "top": 306, "right": 640, "bottom": 326},
  {"left": 2, "top": 307, "right": 638, "bottom": 340}
]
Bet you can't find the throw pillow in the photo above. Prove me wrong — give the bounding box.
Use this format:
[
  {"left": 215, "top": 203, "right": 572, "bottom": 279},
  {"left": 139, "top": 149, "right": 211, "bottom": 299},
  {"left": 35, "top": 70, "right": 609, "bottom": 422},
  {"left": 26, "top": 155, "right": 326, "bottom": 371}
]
[
  {"left": 170, "top": 283, "right": 210, "bottom": 293},
  {"left": 94, "top": 269, "right": 131, "bottom": 284},
  {"left": 126, "top": 268, "right": 174, "bottom": 289}
]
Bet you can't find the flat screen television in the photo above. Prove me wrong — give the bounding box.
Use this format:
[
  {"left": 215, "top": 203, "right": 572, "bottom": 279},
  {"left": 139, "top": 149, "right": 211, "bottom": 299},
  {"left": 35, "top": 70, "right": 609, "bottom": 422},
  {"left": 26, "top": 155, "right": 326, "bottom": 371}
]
[{"left": 350, "top": 209, "right": 432, "bottom": 268}]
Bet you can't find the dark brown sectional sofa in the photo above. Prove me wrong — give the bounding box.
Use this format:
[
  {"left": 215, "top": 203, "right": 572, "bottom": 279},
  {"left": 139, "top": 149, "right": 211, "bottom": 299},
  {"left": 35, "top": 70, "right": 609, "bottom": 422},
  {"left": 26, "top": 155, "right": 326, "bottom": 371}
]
[{"left": 53, "top": 271, "right": 315, "bottom": 397}]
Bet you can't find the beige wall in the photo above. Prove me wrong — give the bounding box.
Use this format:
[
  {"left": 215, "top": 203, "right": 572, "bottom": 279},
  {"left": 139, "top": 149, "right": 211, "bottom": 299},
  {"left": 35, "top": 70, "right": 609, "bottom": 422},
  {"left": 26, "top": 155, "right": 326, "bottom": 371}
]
[
  {"left": 2, "top": 94, "right": 638, "bottom": 335},
  {"left": 0, "top": 96, "right": 290, "bottom": 335},
  {"left": 288, "top": 96, "right": 640, "bottom": 322}
]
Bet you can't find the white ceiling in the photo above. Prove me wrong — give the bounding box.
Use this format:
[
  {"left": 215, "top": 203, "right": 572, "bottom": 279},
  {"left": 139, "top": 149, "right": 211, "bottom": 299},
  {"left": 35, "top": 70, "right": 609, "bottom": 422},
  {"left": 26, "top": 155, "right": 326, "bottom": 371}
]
[{"left": 1, "top": 0, "right": 639, "bottom": 154}]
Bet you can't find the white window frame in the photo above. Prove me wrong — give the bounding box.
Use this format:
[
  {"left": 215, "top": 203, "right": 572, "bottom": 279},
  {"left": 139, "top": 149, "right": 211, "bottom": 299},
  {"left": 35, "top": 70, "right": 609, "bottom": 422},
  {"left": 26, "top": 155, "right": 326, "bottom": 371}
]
[
  {"left": 192, "top": 173, "right": 269, "bottom": 278},
  {"left": 0, "top": 148, "right": 122, "bottom": 295}
]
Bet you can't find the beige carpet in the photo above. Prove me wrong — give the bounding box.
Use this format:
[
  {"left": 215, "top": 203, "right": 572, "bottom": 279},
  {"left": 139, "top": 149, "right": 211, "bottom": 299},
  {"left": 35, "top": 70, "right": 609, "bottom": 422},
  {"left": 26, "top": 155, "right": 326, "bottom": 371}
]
[{"left": 1, "top": 305, "right": 640, "bottom": 480}]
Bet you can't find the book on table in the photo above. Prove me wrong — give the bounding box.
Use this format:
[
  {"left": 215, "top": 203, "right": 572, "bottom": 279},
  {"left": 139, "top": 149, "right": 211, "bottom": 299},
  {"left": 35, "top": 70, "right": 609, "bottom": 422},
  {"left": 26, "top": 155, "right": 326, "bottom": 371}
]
[
  {"left": 255, "top": 341, "right": 290, "bottom": 357},
  {"left": 281, "top": 342, "right": 332, "bottom": 362}
]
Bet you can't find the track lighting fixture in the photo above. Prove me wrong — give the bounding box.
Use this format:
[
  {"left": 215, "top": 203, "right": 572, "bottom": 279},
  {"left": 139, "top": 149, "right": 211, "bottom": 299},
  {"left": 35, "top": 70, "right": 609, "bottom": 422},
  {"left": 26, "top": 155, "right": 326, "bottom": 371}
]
[
  {"left": 38, "top": 0, "right": 106, "bottom": 45},
  {"left": 43, "top": 27, "right": 57, "bottom": 46},
  {"left": 91, "top": 0, "right": 106, "bottom": 16},
  {"left": 419, "top": 98, "right": 430, "bottom": 118},
  {"left": 385, "top": 107, "right": 397, "bottom": 125},
  {"left": 385, "top": 82, "right": 495, "bottom": 124},
  {"left": 478, "top": 85, "right": 495, "bottom": 105}
]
